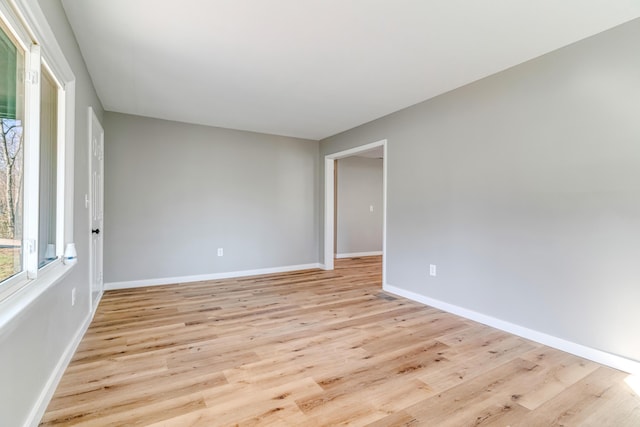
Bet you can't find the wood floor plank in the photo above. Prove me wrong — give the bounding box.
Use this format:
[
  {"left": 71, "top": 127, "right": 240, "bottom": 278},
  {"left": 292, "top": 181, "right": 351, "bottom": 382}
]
[
  {"left": 515, "top": 348, "right": 600, "bottom": 410},
  {"left": 41, "top": 256, "right": 639, "bottom": 426},
  {"left": 516, "top": 366, "right": 640, "bottom": 426},
  {"left": 417, "top": 333, "right": 539, "bottom": 393},
  {"left": 405, "top": 357, "right": 542, "bottom": 425},
  {"left": 365, "top": 409, "right": 420, "bottom": 427}
]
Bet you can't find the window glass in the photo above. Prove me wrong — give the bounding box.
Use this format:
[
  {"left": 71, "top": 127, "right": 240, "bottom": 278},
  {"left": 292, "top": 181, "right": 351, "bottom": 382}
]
[
  {"left": 38, "top": 66, "right": 57, "bottom": 268},
  {"left": 0, "top": 23, "right": 25, "bottom": 282}
]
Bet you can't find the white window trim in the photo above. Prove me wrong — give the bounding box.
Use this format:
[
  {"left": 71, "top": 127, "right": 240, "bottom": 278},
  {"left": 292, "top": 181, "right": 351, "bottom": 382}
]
[{"left": 0, "top": 0, "right": 77, "bottom": 329}]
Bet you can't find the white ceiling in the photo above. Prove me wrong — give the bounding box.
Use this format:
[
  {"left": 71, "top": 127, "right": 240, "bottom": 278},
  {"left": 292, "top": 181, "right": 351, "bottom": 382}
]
[{"left": 61, "top": 1, "right": 640, "bottom": 140}]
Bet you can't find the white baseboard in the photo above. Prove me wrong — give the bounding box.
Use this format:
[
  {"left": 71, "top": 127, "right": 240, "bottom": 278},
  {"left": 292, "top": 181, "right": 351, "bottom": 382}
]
[
  {"left": 105, "top": 263, "right": 323, "bottom": 290},
  {"left": 335, "top": 251, "right": 383, "bottom": 259},
  {"left": 27, "top": 310, "right": 94, "bottom": 427},
  {"left": 383, "top": 283, "right": 640, "bottom": 376}
]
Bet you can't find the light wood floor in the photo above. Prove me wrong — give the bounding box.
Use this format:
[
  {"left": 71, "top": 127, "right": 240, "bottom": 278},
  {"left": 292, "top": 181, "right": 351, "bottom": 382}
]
[{"left": 42, "top": 257, "right": 639, "bottom": 426}]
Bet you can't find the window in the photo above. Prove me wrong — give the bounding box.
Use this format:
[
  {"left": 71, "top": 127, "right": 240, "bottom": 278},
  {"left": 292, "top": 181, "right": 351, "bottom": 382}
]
[
  {"left": 0, "top": 4, "right": 69, "bottom": 303},
  {"left": 0, "top": 19, "right": 25, "bottom": 284}
]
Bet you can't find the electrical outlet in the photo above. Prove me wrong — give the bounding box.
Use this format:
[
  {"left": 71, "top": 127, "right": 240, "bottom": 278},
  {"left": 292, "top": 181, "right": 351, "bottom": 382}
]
[
  {"left": 71, "top": 288, "right": 76, "bottom": 306},
  {"left": 429, "top": 264, "right": 437, "bottom": 277},
  {"left": 217, "top": 248, "right": 224, "bottom": 257}
]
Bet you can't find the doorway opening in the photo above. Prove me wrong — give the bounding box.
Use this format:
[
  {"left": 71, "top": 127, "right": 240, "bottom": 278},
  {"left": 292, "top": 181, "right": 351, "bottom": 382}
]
[{"left": 324, "top": 139, "right": 387, "bottom": 286}]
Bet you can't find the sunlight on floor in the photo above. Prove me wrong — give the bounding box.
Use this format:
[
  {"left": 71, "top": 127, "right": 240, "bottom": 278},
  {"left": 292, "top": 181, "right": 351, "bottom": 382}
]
[{"left": 625, "top": 375, "right": 640, "bottom": 397}]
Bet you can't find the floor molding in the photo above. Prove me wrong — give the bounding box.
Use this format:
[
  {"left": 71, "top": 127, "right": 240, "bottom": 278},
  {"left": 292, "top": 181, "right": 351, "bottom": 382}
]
[
  {"left": 383, "top": 283, "right": 640, "bottom": 376},
  {"left": 335, "top": 251, "right": 383, "bottom": 259},
  {"left": 105, "top": 263, "right": 323, "bottom": 290}
]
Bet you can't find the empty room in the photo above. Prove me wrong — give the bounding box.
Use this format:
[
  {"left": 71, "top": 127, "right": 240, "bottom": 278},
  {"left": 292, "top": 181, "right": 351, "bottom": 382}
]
[{"left": 1, "top": 0, "right": 640, "bottom": 425}]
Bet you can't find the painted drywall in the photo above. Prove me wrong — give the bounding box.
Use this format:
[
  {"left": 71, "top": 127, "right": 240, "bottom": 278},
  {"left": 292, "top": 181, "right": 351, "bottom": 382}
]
[
  {"left": 336, "top": 157, "right": 383, "bottom": 256},
  {"left": 321, "top": 18, "right": 640, "bottom": 363},
  {"left": 104, "top": 112, "right": 319, "bottom": 284},
  {"left": 0, "top": 0, "right": 104, "bottom": 425}
]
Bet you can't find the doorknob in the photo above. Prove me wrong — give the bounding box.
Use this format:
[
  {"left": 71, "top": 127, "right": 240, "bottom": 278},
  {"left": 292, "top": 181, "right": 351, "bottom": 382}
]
[{"left": 92, "top": 228, "right": 100, "bottom": 234}]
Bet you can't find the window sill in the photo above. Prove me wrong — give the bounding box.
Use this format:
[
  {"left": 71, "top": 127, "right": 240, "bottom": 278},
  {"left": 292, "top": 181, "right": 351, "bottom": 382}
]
[{"left": 0, "top": 260, "right": 76, "bottom": 330}]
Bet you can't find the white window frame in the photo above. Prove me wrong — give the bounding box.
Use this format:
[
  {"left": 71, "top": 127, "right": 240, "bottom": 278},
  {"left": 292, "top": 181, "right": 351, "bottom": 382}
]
[
  {"left": 0, "top": 0, "right": 77, "bottom": 325},
  {"left": 23, "top": 43, "right": 42, "bottom": 279}
]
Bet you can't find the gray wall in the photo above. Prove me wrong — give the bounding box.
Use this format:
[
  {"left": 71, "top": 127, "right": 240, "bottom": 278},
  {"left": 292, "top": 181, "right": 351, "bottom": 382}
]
[
  {"left": 0, "top": 1, "right": 104, "bottom": 425},
  {"left": 321, "top": 19, "right": 640, "bottom": 363},
  {"left": 104, "top": 113, "right": 319, "bottom": 283},
  {"left": 336, "top": 157, "right": 383, "bottom": 255}
]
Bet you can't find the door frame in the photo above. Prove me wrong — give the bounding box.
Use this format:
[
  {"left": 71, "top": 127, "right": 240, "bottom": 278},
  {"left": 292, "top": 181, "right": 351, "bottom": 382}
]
[
  {"left": 88, "top": 106, "right": 104, "bottom": 312},
  {"left": 324, "top": 139, "right": 387, "bottom": 286}
]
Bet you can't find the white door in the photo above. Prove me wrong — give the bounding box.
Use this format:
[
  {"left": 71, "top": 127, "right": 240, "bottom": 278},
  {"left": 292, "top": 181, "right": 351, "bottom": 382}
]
[{"left": 89, "top": 107, "right": 104, "bottom": 309}]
